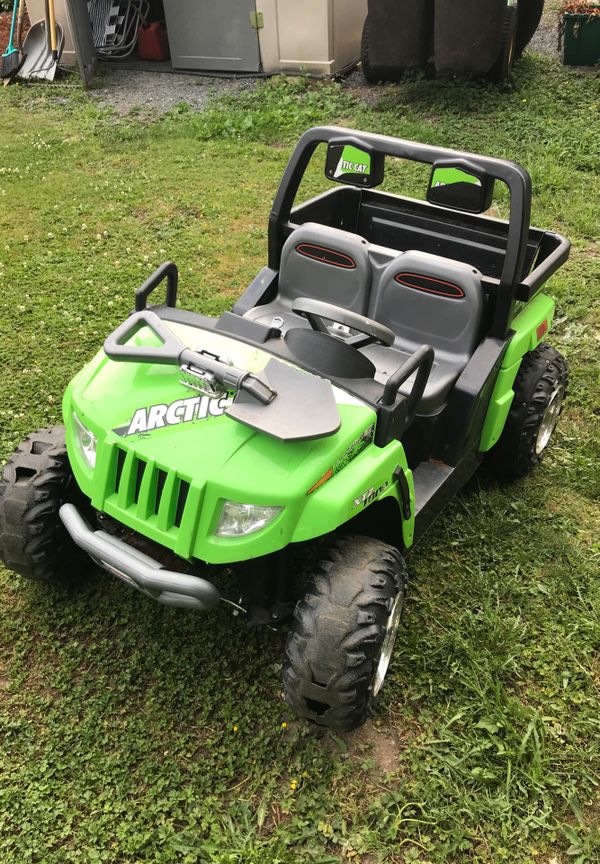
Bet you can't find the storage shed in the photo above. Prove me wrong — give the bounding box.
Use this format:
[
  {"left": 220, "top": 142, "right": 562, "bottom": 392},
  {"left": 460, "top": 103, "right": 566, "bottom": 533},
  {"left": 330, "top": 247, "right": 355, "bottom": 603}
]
[{"left": 25, "top": 0, "right": 367, "bottom": 85}]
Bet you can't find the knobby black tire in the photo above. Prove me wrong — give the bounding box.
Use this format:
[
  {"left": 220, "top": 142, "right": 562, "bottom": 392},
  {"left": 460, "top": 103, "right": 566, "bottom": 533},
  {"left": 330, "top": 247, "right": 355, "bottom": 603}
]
[
  {"left": 488, "top": 344, "right": 568, "bottom": 480},
  {"left": 283, "top": 535, "right": 407, "bottom": 731},
  {"left": 0, "top": 426, "right": 88, "bottom": 584}
]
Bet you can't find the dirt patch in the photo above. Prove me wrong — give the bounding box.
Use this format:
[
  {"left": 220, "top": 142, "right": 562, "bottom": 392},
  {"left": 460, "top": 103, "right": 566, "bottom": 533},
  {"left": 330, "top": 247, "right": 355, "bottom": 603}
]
[
  {"left": 343, "top": 67, "right": 393, "bottom": 106},
  {"left": 345, "top": 721, "right": 404, "bottom": 774}
]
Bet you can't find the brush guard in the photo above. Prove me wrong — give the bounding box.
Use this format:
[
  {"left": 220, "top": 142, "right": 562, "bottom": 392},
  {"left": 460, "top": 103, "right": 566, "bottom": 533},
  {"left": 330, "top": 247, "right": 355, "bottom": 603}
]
[{"left": 59, "top": 503, "right": 220, "bottom": 610}]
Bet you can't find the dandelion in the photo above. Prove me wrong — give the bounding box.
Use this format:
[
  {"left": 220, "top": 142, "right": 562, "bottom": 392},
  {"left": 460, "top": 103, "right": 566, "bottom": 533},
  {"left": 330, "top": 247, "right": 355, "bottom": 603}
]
[
  {"left": 232, "top": 724, "right": 239, "bottom": 732},
  {"left": 289, "top": 778, "right": 297, "bottom": 791},
  {"left": 281, "top": 721, "right": 287, "bottom": 729}
]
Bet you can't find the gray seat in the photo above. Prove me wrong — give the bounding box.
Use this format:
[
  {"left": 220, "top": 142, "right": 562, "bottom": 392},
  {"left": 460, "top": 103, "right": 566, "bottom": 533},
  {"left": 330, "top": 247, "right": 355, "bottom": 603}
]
[
  {"left": 245, "top": 222, "right": 371, "bottom": 332},
  {"left": 364, "top": 250, "right": 485, "bottom": 414}
]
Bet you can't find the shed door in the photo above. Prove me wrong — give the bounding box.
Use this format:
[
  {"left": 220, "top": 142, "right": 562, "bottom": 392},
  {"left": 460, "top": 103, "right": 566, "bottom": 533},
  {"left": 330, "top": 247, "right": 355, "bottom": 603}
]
[
  {"left": 65, "top": 0, "right": 97, "bottom": 86},
  {"left": 164, "top": 0, "right": 261, "bottom": 72}
]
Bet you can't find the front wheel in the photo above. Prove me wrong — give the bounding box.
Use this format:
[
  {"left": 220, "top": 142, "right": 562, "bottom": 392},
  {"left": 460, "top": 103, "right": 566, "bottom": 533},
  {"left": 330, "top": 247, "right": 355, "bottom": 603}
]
[
  {"left": 0, "top": 426, "right": 88, "bottom": 585},
  {"left": 283, "top": 536, "right": 407, "bottom": 731}
]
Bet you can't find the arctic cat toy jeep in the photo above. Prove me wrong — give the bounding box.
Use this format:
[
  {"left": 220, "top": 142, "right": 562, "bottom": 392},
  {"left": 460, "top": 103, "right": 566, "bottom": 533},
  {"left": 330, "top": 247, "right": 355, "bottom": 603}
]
[{"left": 0, "top": 127, "right": 570, "bottom": 731}]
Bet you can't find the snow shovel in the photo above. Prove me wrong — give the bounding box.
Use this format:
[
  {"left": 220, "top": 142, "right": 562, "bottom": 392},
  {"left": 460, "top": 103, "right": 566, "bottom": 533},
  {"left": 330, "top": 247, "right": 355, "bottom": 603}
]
[{"left": 19, "top": 0, "right": 64, "bottom": 81}]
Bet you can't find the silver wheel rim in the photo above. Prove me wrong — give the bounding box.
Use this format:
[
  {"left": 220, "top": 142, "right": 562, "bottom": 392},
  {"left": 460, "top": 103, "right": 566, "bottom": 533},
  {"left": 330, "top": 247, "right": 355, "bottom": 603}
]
[
  {"left": 373, "top": 591, "right": 403, "bottom": 697},
  {"left": 535, "top": 381, "right": 565, "bottom": 456}
]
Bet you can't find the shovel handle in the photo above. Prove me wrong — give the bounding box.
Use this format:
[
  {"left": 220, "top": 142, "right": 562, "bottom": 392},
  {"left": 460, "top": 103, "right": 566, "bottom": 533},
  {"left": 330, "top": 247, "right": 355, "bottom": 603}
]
[
  {"left": 15, "top": 0, "right": 26, "bottom": 50},
  {"left": 47, "top": 0, "right": 57, "bottom": 58}
]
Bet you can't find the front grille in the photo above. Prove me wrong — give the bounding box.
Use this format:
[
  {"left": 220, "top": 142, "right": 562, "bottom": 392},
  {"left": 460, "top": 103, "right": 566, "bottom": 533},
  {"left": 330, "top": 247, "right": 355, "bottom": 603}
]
[
  {"left": 174, "top": 480, "right": 190, "bottom": 527},
  {"left": 110, "top": 446, "right": 192, "bottom": 534}
]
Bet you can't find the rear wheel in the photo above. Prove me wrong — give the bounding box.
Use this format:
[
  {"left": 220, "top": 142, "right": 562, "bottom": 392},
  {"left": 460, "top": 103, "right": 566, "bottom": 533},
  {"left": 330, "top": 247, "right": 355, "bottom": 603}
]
[
  {"left": 283, "top": 535, "right": 407, "bottom": 731},
  {"left": 487, "top": 6, "right": 518, "bottom": 82},
  {"left": 488, "top": 344, "right": 568, "bottom": 480},
  {"left": 0, "top": 426, "right": 88, "bottom": 585}
]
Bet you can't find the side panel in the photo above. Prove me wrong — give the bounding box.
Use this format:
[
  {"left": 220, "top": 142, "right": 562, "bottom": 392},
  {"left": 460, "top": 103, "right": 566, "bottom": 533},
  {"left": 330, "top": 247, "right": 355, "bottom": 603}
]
[
  {"left": 479, "top": 293, "right": 556, "bottom": 452},
  {"left": 292, "top": 439, "right": 415, "bottom": 549},
  {"left": 258, "top": 0, "right": 367, "bottom": 76}
]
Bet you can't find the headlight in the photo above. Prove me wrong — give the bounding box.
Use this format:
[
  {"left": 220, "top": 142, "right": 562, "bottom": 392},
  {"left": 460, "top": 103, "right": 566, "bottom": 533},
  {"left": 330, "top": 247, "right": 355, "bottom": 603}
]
[
  {"left": 216, "top": 501, "right": 282, "bottom": 537},
  {"left": 73, "top": 412, "right": 97, "bottom": 468}
]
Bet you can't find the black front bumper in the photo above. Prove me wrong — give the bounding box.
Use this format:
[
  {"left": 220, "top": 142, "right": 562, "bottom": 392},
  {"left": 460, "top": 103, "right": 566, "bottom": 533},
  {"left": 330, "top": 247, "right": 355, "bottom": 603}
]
[{"left": 59, "top": 504, "right": 220, "bottom": 611}]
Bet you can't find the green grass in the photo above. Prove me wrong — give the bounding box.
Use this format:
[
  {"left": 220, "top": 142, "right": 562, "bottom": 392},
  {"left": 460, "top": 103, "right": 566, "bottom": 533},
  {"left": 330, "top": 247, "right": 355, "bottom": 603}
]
[{"left": 0, "top": 50, "right": 599, "bottom": 864}]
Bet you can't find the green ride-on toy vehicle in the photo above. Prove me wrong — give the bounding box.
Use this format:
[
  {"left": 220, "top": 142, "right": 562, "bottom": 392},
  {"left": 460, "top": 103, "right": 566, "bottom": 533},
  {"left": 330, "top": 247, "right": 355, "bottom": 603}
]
[{"left": 0, "top": 127, "right": 570, "bottom": 731}]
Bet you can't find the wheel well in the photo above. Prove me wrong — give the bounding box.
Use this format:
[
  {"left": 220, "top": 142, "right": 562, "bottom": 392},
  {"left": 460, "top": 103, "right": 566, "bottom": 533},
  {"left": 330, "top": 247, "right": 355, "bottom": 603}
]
[{"left": 342, "top": 497, "right": 405, "bottom": 549}]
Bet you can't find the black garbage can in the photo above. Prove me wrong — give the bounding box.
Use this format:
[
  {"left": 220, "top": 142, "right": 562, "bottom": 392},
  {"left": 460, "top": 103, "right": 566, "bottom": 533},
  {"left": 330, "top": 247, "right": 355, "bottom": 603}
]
[
  {"left": 362, "top": 0, "right": 434, "bottom": 82},
  {"left": 434, "top": 0, "right": 507, "bottom": 74},
  {"left": 362, "top": 0, "right": 543, "bottom": 83}
]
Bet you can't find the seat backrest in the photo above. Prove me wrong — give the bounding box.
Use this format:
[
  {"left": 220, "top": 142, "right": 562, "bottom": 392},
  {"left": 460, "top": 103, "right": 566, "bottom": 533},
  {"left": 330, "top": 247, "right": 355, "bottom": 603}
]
[
  {"left": 369, "top": 250, "right": 485, "bottom": 362},
  {"left": 278, "top": 222, "right": 371, "bottom": 315}
]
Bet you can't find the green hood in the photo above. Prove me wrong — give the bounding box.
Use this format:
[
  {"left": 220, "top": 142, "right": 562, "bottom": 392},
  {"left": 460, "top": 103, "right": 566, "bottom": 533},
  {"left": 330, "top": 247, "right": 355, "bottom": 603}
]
[{"left": 64, "top": 320, "right": 411, "bottom": 563}]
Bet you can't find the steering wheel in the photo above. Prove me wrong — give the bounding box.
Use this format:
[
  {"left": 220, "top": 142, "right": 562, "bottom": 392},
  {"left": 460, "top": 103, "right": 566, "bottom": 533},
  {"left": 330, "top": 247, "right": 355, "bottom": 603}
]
[{"left": 291, "top": 298, "right": 395, "bottom": 348}]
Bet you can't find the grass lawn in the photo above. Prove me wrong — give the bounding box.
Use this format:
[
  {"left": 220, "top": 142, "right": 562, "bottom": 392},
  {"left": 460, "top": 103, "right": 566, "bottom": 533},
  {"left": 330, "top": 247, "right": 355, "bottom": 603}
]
[{"left": 0, "top": 43, "right": 599, "bottom": 864}]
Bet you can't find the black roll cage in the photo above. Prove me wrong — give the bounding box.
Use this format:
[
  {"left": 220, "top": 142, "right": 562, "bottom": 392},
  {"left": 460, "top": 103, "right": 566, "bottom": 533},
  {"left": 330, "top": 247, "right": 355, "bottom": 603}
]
[{"left": 267, "top": 126, "right": 569, "bottom": 340}]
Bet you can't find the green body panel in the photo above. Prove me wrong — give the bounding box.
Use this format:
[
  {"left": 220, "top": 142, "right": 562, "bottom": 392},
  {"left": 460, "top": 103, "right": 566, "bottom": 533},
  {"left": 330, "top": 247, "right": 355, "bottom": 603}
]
[
  {"left": 337, "top": 145, "right": 371, "bottom": 178},
  {"left": 479, "top": 293, "right": 555, "bottom": 452},
  {"left": 432, "top": 167, "right": 481, "bottom": 186},
  {"left": 64, "top": 320, "right": 414, "bottom": 564},
  {"left": 293, "top": 441, "right": 414, "bottom": 549}
]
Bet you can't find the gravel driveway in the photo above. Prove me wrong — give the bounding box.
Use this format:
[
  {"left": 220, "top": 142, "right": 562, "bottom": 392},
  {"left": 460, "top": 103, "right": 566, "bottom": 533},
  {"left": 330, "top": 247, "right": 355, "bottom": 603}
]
[{"left": 90, "top": 66, "right": 257, "bottom": 116}]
